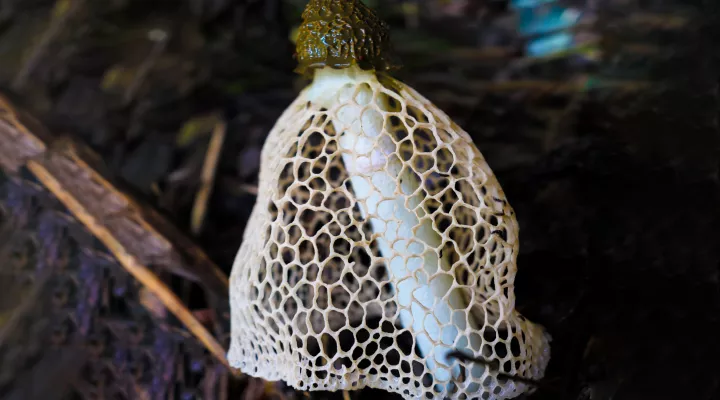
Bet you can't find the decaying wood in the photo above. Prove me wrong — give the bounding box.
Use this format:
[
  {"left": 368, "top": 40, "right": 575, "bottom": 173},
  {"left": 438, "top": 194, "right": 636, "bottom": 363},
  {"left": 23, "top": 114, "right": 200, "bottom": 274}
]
[
  {"left": 0, "top": 188, "right": 231, "bottom": 399},
  {"left": 0, "top": 94, "right": 235, "bottom": 373},
  {"left": 0, "top": 96, "right": 47, "bottom": 172}
]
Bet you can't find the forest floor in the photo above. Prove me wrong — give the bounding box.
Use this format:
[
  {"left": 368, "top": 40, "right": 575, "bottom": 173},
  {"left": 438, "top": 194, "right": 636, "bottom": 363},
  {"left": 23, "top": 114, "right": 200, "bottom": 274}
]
[{"left": 1, "top": 1, "right": 719, "bottom": 399}]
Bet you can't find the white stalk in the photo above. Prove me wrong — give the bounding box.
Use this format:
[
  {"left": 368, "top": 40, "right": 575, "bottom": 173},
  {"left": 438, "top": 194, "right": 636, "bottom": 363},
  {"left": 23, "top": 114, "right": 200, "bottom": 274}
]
[{"left": 304, "top": 66, "right": 484, "bottom": 387}]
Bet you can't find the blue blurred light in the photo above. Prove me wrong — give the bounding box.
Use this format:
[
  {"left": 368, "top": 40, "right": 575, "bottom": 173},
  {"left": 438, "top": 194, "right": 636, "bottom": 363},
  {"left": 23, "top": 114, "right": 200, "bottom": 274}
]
[
  {"left": 510, "top": 0, "right": 587, "bottom": 57},
  {"left": 518, "top": 6, "right": 582, "bottom": 36},
  {"left": 510, "top": 0, "right": 557, "bottom": 8},
  {"left": 527, "top": 32, "right": 574, "bottom": 56}
]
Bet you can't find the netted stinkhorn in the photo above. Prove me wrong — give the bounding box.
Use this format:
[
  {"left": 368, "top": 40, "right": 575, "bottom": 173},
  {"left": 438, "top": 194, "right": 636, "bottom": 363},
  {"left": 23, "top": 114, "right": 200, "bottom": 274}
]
[{"left": 228, "top": 1, "right": 551, "bottom": 399}]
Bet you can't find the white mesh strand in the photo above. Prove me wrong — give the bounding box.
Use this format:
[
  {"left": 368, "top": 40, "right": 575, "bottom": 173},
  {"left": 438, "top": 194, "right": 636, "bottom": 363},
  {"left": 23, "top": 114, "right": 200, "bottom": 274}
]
[{"left": 229, "top": 68, "right": 551, "bottom": 400}]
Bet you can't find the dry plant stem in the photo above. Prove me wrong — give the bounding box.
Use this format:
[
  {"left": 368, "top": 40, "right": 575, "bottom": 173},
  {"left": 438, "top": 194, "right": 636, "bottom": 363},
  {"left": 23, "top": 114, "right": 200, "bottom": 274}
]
[
  {"left": 191, "top": 118, "right": 227, "bottom": 235},
  {"left": 219, "top": 177, "right": 259, "bottom": 196},
  {"left": 12, "top": 0, "right": 85, "bottom": 90},
  {"left": 446, "top": 351, "right": 541, "bottom": 387},
  {"left": 238, "top": 183, "right": 259, "bottom": 196},
  {"left": 24, "top": 158, "right": 232, "bottom": 371},
  {"left": 124, "top": 28, "right": 170, "bottom": 105}
]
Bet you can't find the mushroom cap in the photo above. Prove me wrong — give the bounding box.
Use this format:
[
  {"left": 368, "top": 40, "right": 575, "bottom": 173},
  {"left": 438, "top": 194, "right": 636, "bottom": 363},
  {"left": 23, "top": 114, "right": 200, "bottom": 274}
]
[
  {"left": 228, "top": 71, "right": 551, "bottom": 399},
  {"left": 295, "top": 0, "right": 401, "bottom": 75}
]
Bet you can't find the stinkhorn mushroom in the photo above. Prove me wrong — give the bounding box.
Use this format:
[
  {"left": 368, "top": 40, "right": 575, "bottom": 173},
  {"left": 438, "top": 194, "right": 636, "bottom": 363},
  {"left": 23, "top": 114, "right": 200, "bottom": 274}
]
[{"left": 228, "top": 1, "right": 551, "bottom": 399}]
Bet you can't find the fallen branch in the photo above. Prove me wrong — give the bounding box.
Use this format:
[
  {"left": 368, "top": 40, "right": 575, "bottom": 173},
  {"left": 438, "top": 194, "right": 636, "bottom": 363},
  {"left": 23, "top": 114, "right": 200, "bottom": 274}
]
[{"left": 0, "top": 94, "right": 237, "bottom": 375}]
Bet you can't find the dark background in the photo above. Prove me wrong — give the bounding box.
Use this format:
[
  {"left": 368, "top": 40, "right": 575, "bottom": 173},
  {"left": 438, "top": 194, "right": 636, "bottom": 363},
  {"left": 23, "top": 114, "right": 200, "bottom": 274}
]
[{"left": 1, "top": 0, "right": 719, "bottom": 399}]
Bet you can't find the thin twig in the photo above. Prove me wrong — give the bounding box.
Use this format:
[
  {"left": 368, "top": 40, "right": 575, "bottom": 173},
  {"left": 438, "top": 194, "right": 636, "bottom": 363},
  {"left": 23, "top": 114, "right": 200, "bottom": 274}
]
[
  {"left": 237, "top": 183, "right": 259, "bottom": 196},
  {"left": 191, "top": 118, "right": 226, "bottom": 236},
  {"left": 221, "top": 176, "right": 259, "bottom": 196},
  {"left": 12, "top": 0, "right": 85, "bottom": 90},
  {"left": 124, "top": 28, "right": 170, "bottom": 105},
  {"left": 25, "top": 158, "right": 232, "bottom": 371},
  {"left": 446, "top": 351, "right": 541, "bottom": 387}
]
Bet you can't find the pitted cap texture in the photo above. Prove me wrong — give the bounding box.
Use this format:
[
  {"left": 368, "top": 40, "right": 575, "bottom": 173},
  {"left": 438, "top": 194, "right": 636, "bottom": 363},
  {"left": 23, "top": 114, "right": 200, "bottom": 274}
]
[{"left": 295, "top": 0, "right": 400, "bottom": 74}]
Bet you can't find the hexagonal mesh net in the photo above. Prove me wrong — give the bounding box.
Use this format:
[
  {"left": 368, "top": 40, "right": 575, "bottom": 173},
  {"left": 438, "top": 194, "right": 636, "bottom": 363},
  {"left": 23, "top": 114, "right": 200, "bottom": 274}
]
[{"left": 229, "top": 67, "right": 551, "bottom": 400}]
